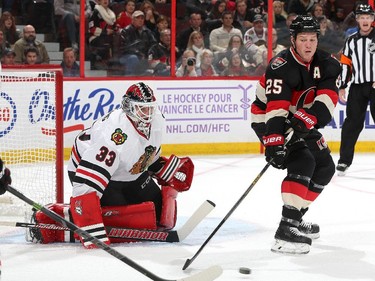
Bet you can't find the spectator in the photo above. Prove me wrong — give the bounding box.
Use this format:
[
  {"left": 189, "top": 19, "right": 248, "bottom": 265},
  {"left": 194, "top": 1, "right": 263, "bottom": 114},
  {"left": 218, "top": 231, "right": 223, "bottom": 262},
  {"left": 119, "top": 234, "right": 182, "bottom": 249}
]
[
  {"left": 139, "top": 0, "right": 160, "bottom": 33},
  {"left": 197, "top": 48, "right": 218, "bottom": 76},
  {"left": 13, "top": 25, "right": 50, "bottom": 64},
  {"left": 54, "top": 0, "right": 92, "bottom": 50},
  {"left": 177, "top": 13, "right": 209, "bottom": 54},
  {"left": 220, "top": 48, "right": 249, "bottom": 76},
  {"left": 185, "top": 0, "right": 210, "bottom": 18},
  {"left": 148, "top": 28, "right": 174, "bottom": 76},
  {"left": 116, "top": 0, "right": 136, "bottom": 30},
  {"left": 254, "top": 28, "right": 286, "bottom": 66},
  {"left": 119, "top": 10, "right": 157, "bottom": 75},
  {"left": 1, "top": 48, "right": 16, "bottom": 65},
  {"left": 186, "top": 30, "right": 206, "bottom": 67},
  {"left": 311, "top": 3, "right": 334, "bottom": 30},
  {"left": 209, "top": 11, "right": 243, "bottom": 55},
  {"left": 217, "top": 34, "right": 256, "bottom": 73},
  {"left": 276, "top": 13, "right": 297, "bottom": 48},
  {"left": 317, "top": 15, "right": 344, "bottom": 58},
  {"left": 0, "top": 11, "right": 21, "bottom": 46},
  {"left": 331, "top": 7, "right": 346, "bottom": 33},
  {"left": 206, "top": 0, "right": 226, "bottom": 32},
  {"left": 24, "top": 46, "right": 39, "bottom": 65},
  {"left": 176, "top": 49, "right": 198, "bottom": 77},
  {"left": 0, "top": 30, "right": 11, "bottom": 58},
  {"left": 225, "top": 0, "right": 236, "bottom": 12},
  {"left": 325, "top": 0, "right": 340, "bottom": 19},
  {"left": 252, "top": 49, "right": 267, "bottom": 76},
  {"left": 154, "top": 14, "right": 170, "bottom": 42},
  {"left": 287, "top": 0, "right": 315, "bottom": 15},
  {"left": 88, "top": 0, "right": 117, "bottom": 70},
  {"left": 268, "top": 0, "right": 287, "bottom": 29},
  {"left": 233, "top": 0, "right": 254, "bottom": 34},
  {"left": 61, "top": 47, "right": 80, "bottom": 77},
  {"left": 244, "top": 14, "right": 267, "bottom": 49}
]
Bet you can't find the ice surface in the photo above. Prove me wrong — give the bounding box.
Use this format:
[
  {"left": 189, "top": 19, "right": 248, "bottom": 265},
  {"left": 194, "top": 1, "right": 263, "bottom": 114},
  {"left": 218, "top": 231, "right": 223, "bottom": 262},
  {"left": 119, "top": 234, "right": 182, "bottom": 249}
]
[{"left": 1, "top": 153, "right": 375, "bottom": 281}]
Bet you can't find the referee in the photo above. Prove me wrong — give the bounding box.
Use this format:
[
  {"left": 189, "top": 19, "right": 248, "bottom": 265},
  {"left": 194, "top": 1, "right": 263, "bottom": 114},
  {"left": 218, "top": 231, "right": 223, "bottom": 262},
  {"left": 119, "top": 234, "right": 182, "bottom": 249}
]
[{"left": 337, "top": 3, "right": 375, "bottom": 176}]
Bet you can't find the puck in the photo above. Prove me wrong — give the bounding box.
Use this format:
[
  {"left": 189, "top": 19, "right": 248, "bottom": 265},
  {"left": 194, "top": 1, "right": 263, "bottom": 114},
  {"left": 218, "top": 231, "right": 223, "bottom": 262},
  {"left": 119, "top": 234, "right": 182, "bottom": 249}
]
[{"left": 239, "top": 267, "right": 251, "bottom": 274}]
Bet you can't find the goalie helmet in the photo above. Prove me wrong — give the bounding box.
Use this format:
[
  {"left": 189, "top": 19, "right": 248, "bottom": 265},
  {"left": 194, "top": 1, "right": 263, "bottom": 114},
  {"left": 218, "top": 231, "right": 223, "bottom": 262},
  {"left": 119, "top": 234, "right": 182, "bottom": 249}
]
[
  {"left": 289, "top": 15, "right": 320, "bottom": 38},
  {"left": 355, "top": 4, "right": 375, "bottom": 16},
  {"left": 122, "top": 82, "right": 157, "bottom": 136}
]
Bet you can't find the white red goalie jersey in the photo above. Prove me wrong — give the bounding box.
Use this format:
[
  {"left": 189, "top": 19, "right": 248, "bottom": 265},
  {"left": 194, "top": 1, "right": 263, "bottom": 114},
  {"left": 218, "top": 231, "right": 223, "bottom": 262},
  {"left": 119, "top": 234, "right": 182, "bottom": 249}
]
[{"left": 31, "top": 82, "right": 194, "bottom": 248}]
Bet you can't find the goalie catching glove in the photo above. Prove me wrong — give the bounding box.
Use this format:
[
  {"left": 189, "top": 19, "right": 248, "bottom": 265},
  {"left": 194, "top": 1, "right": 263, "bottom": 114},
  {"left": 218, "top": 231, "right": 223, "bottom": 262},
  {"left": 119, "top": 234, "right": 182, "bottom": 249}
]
[{"left": 151, "top": 155, "right": 194, "bottom": 192}]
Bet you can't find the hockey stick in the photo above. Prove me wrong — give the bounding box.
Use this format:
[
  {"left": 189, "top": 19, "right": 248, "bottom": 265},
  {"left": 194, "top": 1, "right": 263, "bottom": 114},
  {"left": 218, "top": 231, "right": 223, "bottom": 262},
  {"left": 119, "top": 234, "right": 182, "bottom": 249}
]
[
  {"left": 5, "top": 185, "right": 222, "bottom": 281},
  {"left": 182, "top": 161, "right": 271, "bottom": 270},
  {"left": 0, "top": 200, "right": 215, "bottom": 243},
  {"left": 182, "top": 130, "right": 295, "bottom": 270}
]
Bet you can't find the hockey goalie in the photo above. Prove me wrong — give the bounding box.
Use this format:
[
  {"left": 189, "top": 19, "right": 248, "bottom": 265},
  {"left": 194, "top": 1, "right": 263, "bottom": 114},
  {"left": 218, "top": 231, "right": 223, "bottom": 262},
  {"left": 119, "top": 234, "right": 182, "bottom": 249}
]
[{"left": 31, "top": 82, "right": 194, "bottom": 248}]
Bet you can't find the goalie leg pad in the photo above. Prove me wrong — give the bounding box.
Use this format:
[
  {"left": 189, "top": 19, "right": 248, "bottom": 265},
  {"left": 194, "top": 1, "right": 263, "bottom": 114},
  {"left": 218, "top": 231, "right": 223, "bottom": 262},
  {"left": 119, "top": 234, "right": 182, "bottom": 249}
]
[
  {"left": 31, "top": 203, "right": 73, "bottom": 244},
  {"left": 159, "top": 186, "right": 178, "bottom": 230},
  {"left": 70, "top": 192, "right": 110, "bottom": 249},
  {"left": 102, "top": 202, "right": 157, "bottom": 243}
]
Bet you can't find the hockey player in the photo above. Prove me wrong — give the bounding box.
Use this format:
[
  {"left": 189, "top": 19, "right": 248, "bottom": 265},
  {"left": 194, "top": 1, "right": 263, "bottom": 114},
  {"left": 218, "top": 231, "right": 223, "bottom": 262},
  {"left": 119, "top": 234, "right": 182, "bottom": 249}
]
[
  {"left": 251, "top": 15, "right": 341, "bottom": 254},
  {"left": 32, "top": 82, "right": 194, "bottom": 248}
]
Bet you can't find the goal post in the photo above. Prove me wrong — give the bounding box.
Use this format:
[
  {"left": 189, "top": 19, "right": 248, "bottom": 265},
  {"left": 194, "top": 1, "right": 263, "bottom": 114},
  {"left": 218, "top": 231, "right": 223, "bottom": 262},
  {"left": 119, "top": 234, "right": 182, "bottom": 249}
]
[{"left": 0, "top": 65, "right": 64, "bottom": 216}]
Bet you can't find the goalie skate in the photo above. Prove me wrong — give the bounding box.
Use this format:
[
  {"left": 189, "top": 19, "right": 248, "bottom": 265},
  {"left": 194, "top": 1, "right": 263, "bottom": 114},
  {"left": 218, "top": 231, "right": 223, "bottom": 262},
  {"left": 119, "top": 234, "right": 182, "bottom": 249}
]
[
  {"left": 298, "top": 220, "right": 320, "bottom": 239},
  {"left": 271, "top": 225, "right": 311, "bottom": 254}
]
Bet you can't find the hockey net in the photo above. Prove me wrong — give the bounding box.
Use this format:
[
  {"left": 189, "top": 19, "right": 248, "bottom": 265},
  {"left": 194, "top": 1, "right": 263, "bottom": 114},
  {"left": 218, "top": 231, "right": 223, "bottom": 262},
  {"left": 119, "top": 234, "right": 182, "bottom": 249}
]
[{"left": 0, "top": 65, "right": 64, "bottom": 217}]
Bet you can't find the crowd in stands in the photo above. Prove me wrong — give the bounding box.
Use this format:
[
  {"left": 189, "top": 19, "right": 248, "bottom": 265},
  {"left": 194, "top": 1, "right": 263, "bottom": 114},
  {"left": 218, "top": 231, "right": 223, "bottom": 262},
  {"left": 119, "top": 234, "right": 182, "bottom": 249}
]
[{"left": 0, "top": 0, "right": 365, "bottom": 77}]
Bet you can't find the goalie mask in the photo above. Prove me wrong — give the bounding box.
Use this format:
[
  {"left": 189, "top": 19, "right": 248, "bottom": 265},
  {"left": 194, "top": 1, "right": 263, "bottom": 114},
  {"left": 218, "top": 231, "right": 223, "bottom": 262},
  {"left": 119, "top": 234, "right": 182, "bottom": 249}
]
[{"left": 122, "top": 82, "right": 157, "bottom": 137}]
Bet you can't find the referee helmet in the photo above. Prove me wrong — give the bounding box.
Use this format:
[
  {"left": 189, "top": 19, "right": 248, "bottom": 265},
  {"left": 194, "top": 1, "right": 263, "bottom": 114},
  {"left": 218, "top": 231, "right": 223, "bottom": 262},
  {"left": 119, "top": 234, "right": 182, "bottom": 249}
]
[{"left": 355, "top": 4, "right": 375, "bottom": 16}]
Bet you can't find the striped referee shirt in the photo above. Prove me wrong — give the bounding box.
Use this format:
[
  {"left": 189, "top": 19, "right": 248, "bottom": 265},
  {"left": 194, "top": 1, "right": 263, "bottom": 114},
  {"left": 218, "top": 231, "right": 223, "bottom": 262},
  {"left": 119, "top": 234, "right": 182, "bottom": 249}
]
[{"left": 340, "top": 28, "right": 375, "bottom": 88}]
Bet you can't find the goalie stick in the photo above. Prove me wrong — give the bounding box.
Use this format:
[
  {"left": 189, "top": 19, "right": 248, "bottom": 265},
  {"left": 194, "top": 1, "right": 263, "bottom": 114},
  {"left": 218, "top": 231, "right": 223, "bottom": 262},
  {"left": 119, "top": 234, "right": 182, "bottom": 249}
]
[
  {"left": 1, "top": 200, "right": 215, "bottom": 243},
  {"left": 5, "top": 185, "right": 222, "bottom": 281}
]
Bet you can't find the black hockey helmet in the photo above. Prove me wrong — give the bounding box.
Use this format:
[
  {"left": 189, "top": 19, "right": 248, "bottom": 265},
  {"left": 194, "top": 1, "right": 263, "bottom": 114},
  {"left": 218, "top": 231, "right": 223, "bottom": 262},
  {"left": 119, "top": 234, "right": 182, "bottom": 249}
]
[
  {"left": 355, "top": 4, "right": 375, "bottom": 16},
  {"left": 289, "top": 15, "right": 320, "bottom": 38}
]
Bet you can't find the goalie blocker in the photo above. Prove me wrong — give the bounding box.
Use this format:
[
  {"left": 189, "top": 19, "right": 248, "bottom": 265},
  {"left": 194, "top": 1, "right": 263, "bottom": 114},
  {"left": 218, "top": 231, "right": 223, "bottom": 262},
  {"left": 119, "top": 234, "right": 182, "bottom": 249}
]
[{"left": 31, "top": 155, "right": 194, "bottom": 247}]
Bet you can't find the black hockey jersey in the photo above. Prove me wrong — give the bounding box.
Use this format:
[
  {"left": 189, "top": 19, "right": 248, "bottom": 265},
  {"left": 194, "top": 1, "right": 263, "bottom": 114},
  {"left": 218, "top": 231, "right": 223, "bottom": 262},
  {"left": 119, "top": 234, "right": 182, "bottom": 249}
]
[{"left": 264, "top": 47, "right": 341, "bottom": 136}]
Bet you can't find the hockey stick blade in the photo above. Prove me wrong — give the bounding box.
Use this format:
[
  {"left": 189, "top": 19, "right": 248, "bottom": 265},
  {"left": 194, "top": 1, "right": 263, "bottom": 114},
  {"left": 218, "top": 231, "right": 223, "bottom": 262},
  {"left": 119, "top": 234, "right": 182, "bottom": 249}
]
[
  {"left": 3, "top": 200, "right": 216, "bottom": 243},
  {"left": 182, "top": 161, "right": 272, "bottom": 270},
  {"left": 5, "top": 185, "right": 222, "bottom": 281}
]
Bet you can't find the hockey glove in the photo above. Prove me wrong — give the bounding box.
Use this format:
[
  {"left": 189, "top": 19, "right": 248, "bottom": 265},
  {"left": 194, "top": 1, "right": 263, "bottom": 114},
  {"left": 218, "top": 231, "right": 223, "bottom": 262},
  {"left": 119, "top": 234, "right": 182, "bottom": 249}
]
[
  {"left": 153, "top": 155, "right": 194, "bottom": 192},
  {"left": 263, "top": 134, "right": 287, "bottom": 169},
  {"left": 0, "top": 159, "right": 11, "bottom": 195},
  {"left": 290, "top": 109, "right": 317, "bottom": 138}
]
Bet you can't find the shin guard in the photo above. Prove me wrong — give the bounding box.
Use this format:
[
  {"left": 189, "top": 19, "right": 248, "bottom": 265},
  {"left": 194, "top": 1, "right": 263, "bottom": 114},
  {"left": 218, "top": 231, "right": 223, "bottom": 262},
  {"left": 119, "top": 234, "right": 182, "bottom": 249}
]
[
  {"left": 159, "top": 186, "right": 178, "bottom": 230},
  {"left": 70, "top": 192, "right": 110, "bottom": 248}
]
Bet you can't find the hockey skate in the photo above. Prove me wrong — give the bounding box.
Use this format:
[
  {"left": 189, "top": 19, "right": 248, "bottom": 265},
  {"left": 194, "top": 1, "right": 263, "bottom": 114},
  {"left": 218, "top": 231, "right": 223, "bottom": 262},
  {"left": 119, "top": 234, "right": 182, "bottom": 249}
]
[
  {"left": 336, "top": 163, "right": 349, "bottom": 176},
  {"left": 298, "top": 220, "right": 320, "bottom": 239},
  {"left": 271, "top": 225, "right": 312, "bottom": 254}
]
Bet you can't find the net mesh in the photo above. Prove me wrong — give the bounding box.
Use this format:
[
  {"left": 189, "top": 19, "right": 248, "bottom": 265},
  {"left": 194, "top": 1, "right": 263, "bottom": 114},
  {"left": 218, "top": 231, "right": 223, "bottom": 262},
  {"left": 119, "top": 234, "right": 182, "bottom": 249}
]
[{"left": 0, "top": 70, "right": 60, "bottom": 216}]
